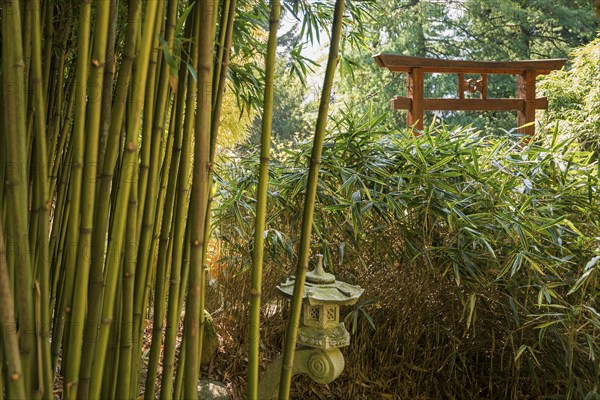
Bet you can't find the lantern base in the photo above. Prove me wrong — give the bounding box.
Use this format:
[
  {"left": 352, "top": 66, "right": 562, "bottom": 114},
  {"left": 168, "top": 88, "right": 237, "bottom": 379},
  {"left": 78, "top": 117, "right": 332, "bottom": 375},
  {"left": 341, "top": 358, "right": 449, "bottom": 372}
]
[{"left": 257, "top": 347, "right": 345, "bottom": 399}]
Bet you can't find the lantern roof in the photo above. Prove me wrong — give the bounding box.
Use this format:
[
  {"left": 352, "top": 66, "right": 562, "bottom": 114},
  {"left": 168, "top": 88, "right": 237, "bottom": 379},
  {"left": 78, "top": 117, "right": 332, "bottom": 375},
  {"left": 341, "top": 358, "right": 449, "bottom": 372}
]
[{"left": 277, "top": 255, "right": 364, "bottom": 306}]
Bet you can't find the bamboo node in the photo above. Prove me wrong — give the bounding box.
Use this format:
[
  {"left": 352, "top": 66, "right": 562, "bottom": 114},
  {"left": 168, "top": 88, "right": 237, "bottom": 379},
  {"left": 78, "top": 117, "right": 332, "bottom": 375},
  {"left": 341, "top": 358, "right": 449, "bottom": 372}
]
[
  {"left": 92, "top": 59, "right": 105, "bottom": 68},
  {"left": 10, "top": 372, "right": 21, "bottom": 381},
  {"left": 125, "top": 142, "right": 137, "bottom": 152},
  {"left": 251, "top": 288, "right": 261, "bottom": 297}
]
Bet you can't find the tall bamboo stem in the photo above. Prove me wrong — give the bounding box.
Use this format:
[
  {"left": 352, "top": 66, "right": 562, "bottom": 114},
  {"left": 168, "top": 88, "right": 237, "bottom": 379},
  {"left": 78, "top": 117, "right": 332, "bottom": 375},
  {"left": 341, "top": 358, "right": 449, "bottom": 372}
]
[
  {"left": 28, "top": 0, "right": 52, "bottom": 397},
  {"left": 62, "top": 1, "right": 112, "bottom": 397},
  {"left": 97, "top": 0, "right": 119, "bottom": 176},
  {"left": 159, "top": 13, "right": 199, "bottom": 395},
  {"left": 60, "top": 1, "right": 92, "bottom": 391},
  {"left": 137, "top": 1, "right": 181, "bottom": 394},
  {"left": 0, "top": 214, "right": 26, "bottom": 400},
  {"left": 183, "top": 0, "right": 215, "bottom": 396},
  {"left": 210, "top": 0, "right": 237, "bottom": 156},
  {"left": 1, "top": 0, "right": 36, "bottom": 395},
  {"left": 77, "top": 0, "right": 142, "bottom": 396},
  {"left": 277, "top": 1, "right": 345, "bottom": 398},
  {"left": 86, "top": 1, "right": 160, "bottom": 397},
  {"left": 247, "top": 0, "right": 280, "bottom": 397}
]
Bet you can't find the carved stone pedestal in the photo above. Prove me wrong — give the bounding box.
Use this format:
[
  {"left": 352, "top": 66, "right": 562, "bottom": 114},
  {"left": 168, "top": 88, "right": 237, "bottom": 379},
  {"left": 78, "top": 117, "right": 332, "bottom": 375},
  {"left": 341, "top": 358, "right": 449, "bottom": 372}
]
[{"left": 257, "top": 347, "right": 345, "bottom": 399}]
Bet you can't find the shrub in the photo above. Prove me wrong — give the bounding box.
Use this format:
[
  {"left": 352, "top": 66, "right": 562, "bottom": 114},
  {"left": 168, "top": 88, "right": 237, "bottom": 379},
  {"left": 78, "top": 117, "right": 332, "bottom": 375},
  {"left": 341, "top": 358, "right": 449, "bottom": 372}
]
[
  {"left": 211, "top": 110, "right": 599, "bottom": 399},
  {"left": 539, "top": 37, "right": 600, "bottom": 153}
]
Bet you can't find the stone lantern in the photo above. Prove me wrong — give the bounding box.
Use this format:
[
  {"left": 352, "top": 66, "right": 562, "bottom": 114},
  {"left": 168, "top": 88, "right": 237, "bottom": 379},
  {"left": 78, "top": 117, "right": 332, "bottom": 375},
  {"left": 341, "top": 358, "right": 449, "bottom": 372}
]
[
  {"left": 257, "top": 254, "right": 364, "bottom": 398},
  {"left": 276, "top": 254, "right": 363, "bottom": 349}
]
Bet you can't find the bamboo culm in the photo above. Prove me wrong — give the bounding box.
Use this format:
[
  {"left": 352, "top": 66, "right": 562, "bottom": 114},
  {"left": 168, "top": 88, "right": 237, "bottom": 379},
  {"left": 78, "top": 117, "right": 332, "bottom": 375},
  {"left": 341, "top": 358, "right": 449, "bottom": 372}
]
[
  {"left": 182, "top": 0, "right": 216, "bottom": 396},
  {"left": 247, "top": 0, "right": 281, "bottom": 397},
  {"left": 277, "top": 0, "right": 346, "bottom": 398}
]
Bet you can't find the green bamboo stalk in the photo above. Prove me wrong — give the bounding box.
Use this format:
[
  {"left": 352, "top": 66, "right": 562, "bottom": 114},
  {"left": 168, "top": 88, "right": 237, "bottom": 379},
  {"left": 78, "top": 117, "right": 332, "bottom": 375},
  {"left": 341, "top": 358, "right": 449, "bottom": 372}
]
[
  {"left": 247, "top": 0, "right": 280, "bottom": 396},
  {"left": 22, "top": 0, "right": 32, "bottom": 112},
  {"left": 0, "top": 82, "right": 4, "bottom": 214},
  {"left": 159, "top": 74, "right": 196, "bottom": 400},
  {"left": 135, "top": 37, "right": 159, "bottom": 238},
  {"left": 197, "top": 0, "right": 238, "bottom": 369},
  {"left": 0, "top": 347, "right": 4, "bottom": 400},
  {"left": 42, "top": 0, "right": 53, "bottom": 105},
  {"left": 174, "top": 334, "right": 186, "bottom": 400},
  {"left": 183, "top": 0, "right": 216, "bottom": 396},
  {"left": 142, "top": 66, "right": 179, "bottom": 400},
  {"left": 277, "top": 1, "right": 345, "bottom": 398},
  {"left": 159, "top": 4, "right": 200, "bottom": 398},
  {"left": 76, "top": 0, "right": 142, "bottom": 395},
  {"left": 120, "top": 3, "right": 166, "bottom": 397},
  {"left": 59, "top": 0, "right": 92, "bottom": 391},
  {"left": 48, "top": 62, "right": 70, "bottom": 196},
  {"left": 139, "top": 79, "right": 187, "bottom": 400},
  {"left": 47, "top": 70, "right": 65, "bottom": 193},
  {"left": 48, "top": 125, "right": 72, "bottom": 303},
  {"left": 0, "top": 74, "right": 5, "bottom": 211},
  {"left": 210, "top": 0, "right": 237, "bottom": 157},
  {"left": 62, "top": 0, "right": 112, "bottom": 396},
  {"left": 212, "top": 0, "right": 231, "bottom": 109},
  {"left": 0, "top": 214, "right": 26, "bottom": 400},
  {"left": 2, "top": 0, "right": 36, "bottom": 395},
  {"left": 136, "top": 1, "right": 181, "bottom": 394},
  {"left": 28, "top": 0, "right": 52, "bottom": 397},
  {"left": 158, "top": 17, "right": 200, "bottom": 395},
  {"left": 114, "top": 170, "right": 139, "bottom": 400},
  {"left": 97, "top": 0, "right": 119, "bottom": 175},
  {"left": 86, "top": 1, "right": 160, "bottom": 397},
  {"left": 49, "top": 149, "right": 73, "bottom": 373},
  {"left": 173, "top": 224, "right": 192, "bottom": 400},
  {"left": 101, "top": 275, "right": 123, "bottom": 400}
]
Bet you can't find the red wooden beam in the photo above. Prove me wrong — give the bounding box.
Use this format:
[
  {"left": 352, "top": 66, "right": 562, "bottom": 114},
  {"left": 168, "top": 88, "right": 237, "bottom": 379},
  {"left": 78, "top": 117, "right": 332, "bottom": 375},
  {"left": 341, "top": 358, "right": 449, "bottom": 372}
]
[
  {"left": 374, "top": 54, "right": 566, "bottom": 75},
  {"left": 392, "top": 97, "right": 548, "bottom": 112}
]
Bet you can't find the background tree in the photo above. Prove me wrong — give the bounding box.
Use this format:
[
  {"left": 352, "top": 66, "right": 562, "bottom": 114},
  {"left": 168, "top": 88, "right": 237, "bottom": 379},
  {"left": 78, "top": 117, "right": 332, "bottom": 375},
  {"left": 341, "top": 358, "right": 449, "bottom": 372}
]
[{"left": 333, "top": 0, "right": 599, "bottom": 132}]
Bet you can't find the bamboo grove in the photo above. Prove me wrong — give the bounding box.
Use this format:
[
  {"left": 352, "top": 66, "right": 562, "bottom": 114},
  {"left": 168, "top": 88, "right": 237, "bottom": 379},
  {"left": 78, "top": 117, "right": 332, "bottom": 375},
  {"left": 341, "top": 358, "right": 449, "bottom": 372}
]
[{"left": 0, "top": 0, "right": 351, "bottom": 397}]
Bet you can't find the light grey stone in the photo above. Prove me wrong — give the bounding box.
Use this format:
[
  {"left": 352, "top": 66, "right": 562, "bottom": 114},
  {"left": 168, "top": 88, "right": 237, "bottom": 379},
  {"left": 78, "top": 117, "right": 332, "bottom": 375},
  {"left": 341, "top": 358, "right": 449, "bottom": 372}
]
[{"left": 198, "top": 380, "right": 229, "bottom": 400}]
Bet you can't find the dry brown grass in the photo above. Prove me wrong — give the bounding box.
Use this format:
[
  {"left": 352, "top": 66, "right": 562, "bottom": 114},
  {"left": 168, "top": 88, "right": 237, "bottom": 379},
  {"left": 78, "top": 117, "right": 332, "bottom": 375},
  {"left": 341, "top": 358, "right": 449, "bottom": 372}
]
[{"left": 201, "top": 253, "right": 540, "bottom": 399}]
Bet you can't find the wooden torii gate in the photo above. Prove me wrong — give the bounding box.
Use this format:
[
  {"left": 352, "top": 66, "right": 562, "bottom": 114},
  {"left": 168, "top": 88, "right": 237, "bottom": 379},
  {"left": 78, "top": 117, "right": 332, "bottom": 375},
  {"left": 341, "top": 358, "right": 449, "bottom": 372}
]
[{"left": 373, "top": 54, "right": 566, "bottom": 135}]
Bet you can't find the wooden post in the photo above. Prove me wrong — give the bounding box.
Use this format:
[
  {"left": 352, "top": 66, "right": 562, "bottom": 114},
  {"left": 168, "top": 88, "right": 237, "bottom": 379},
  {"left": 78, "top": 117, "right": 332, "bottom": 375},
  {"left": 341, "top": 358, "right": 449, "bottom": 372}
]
[
  {"left": 407, "top": 67, "right": 424, "bottom": 133},
  {"left": 517, "top": 70, "right": 535, "bottom": 135},
  {"left": 458, "top": 73, "right": 465, "bottom": 99},
  {"left": 480, "top": 74, "right": 488, "bottom": 99}
]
